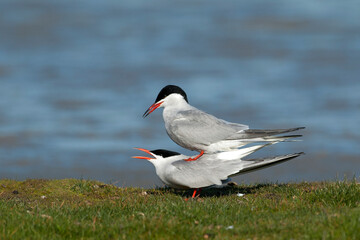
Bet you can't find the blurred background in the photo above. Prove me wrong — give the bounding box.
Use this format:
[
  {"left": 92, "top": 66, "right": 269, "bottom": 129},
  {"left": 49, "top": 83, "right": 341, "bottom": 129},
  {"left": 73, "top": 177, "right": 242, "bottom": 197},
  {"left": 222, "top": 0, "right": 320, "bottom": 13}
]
[{"left": 0, "top": 0, "right": 359, "bottom": 188}]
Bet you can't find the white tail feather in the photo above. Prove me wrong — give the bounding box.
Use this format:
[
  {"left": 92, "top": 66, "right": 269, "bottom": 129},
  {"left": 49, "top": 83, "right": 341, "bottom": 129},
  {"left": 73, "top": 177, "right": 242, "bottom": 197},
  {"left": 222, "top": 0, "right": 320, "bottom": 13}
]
[{"left": 216, "top": 141, "right": 280, "bottom": 160}]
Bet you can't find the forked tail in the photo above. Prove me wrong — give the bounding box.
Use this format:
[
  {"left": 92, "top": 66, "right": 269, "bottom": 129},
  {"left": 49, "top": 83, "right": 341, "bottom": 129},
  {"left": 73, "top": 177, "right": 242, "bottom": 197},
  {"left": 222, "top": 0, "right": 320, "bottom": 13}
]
[{"left": 231, "top": 152, "right": 304, "bottom": 176}]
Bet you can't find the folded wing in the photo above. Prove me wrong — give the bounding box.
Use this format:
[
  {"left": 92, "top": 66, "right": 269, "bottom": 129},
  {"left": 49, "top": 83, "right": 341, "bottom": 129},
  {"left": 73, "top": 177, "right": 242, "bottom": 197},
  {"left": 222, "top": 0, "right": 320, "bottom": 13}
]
[{"left": 168, "top": 152, "right": 303, "bottom": 189}]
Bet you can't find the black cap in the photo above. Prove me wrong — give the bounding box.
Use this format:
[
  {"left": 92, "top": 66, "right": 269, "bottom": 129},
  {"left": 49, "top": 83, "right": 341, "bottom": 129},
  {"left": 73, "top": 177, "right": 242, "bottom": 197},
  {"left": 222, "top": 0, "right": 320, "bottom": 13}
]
[
  {"left": 151, "top": 149, "right": 181, "bottom": 158},
  {"left": 155, "top": 85, "right": 188, "bottom": 103}
]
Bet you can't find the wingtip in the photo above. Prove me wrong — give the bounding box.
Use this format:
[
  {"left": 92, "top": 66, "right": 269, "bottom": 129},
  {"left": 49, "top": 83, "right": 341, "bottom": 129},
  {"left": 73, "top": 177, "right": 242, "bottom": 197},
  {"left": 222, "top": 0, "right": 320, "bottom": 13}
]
[
  {"left": 288, "top": 152, "right": 305, "bottom": 158},
  {"left": 291, "top": 127, "right": 305, "bottom": 131},
  {"left": 288, "top": 127, "right": 306, "bottom": 132}
]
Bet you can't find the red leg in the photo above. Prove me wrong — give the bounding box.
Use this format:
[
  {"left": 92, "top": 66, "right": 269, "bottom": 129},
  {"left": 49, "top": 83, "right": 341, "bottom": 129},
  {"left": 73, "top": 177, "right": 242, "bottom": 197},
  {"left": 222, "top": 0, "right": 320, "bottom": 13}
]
[
  {"left": 185, "top": 188, "right": 202, "bottom": 201},
  {"left": 191, "top": 189, "right": 198, "bottom": 198},
  {"left": 184, "top": 150, "right": 204, "bottom": 162},
  {"left": 192, "top": 188, "right": 202, "bottom": 198}
]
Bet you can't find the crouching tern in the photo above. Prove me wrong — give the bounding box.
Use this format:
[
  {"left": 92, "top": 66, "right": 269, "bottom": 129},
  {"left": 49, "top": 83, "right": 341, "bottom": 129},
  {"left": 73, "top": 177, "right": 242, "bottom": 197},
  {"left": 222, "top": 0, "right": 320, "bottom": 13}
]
[
  {"left": 133, "top": 143, "right": 304, "bottom": 198},
  {"left": 143, "top": 85, "right": 305, "bottom": 161}
]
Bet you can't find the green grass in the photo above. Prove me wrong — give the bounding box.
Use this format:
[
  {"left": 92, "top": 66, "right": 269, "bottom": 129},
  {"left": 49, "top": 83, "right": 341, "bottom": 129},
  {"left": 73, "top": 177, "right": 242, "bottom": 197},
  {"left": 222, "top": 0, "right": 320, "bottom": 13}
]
[{"left": 0, "top": 179, "right": 359, "bottom": 239}]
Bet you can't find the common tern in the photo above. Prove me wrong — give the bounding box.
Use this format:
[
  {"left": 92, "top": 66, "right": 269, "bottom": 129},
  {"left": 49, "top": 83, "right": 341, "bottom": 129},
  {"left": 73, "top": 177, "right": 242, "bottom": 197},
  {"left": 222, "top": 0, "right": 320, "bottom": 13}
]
[
  {"left": 143, "top": 85, "right": 304, "bottom": 161},
  {"left": 133, "top": 145, "right": 304, "bottom": 198}
]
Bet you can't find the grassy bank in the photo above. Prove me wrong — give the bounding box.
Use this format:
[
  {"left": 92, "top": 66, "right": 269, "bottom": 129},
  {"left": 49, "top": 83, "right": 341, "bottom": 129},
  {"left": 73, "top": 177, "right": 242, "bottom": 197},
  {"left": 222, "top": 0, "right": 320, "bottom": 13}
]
[{"left": 0, "top": 179, "right": 359, "bottom": 239}]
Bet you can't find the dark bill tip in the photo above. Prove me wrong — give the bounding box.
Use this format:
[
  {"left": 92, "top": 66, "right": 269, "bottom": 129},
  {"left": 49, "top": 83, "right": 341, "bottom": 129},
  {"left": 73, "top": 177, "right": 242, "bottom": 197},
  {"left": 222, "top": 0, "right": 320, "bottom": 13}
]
[
  {"left": 143, "top": 108, "right": 150, "bottom": 118},
  {"left": 142, "top": 101, "right": 163, "bottom": 118}
]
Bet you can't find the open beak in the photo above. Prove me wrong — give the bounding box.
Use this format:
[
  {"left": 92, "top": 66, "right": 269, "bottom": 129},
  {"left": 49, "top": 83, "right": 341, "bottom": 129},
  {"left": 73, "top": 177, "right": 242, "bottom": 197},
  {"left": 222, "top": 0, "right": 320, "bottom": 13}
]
[
  {"left": 132, "top": 147, "right": 156, "bottom": 160},
  {"left": 143, "top": 101, "right": 163, "bottom": 118}
]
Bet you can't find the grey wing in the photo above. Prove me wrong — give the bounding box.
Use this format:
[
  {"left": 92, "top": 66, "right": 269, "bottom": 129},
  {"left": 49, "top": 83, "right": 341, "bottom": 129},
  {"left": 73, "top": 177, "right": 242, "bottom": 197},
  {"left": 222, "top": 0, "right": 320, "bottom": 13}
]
[
  {"left": 226, "top": 127, "right": 305, "bottom": 140},
  {"left": 232, "top": 152, "right": 304, "bottom": 176},
  {"left": 169, "top": 158, "right": 246, "bottom": 188},
  {"left": 168, "top": 152, "right": 303, "bottom": 188},
  {"left": 169, "top": 110, "right": 249, "bottom": 147}
]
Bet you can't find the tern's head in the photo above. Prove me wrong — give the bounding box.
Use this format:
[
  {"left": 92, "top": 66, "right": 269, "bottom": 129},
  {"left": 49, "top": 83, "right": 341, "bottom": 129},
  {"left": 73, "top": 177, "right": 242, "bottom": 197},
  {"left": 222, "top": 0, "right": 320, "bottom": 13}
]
[
  {"left": 132, "top": 148, "right": 182, "bottom": 162},
  {"left": 143, "top": 85, "right": 188, "bottom": 118}
]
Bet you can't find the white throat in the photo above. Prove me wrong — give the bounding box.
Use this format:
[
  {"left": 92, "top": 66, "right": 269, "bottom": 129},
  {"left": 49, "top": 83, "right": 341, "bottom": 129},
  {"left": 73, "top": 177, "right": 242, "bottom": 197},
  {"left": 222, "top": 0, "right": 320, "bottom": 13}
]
[{"left": 149, "top": 155, "right": 186, "bottom": 180}]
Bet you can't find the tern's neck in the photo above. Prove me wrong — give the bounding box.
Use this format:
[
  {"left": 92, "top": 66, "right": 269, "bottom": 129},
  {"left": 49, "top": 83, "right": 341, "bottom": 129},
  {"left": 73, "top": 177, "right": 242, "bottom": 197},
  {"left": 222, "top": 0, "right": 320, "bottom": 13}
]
[
  {"left": 161, "top": 94, "right": 192, "bottom": 110},
  {"left": 150, "top": 155, "right": 185, "bottom": 171},
  {"left": 163, "top": 99, "right": 194, "bottom": 114},
  {"left": 163, "top": 101, "right": 193, "bottom": 123}
]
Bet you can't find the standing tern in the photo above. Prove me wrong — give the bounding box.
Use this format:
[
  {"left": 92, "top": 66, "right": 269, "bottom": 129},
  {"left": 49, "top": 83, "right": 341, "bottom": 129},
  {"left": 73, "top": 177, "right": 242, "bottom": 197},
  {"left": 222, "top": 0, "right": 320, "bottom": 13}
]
[
  {"left": 143, "top": 85, "right": 304, "bottom": 161},
  {"left": 133, "top": 144, "right": 304, "bottom": 198}
]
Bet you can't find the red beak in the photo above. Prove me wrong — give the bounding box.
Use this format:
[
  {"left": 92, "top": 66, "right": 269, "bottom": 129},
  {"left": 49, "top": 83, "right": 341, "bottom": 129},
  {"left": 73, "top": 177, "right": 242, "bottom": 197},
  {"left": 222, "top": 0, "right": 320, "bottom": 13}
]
[
  {"left": 132, "top": 147, "right": 156, "bottom": 160},
  {"left": 143, "top": 101, "right": 163, "bottom": 118}
]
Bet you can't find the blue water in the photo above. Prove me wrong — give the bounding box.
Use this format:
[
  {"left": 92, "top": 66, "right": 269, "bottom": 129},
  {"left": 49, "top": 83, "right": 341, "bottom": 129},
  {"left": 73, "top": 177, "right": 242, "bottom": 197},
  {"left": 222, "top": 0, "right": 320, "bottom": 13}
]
[{"left": 0, "top": 0, "right": 359, "bottom": 187}]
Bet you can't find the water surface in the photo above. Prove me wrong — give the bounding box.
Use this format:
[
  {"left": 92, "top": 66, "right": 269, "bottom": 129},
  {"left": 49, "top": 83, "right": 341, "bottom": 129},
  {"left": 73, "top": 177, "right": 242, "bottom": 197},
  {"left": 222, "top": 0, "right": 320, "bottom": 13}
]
[{"left": 0, "top": 0, "right": 359, "bottom": 187}]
